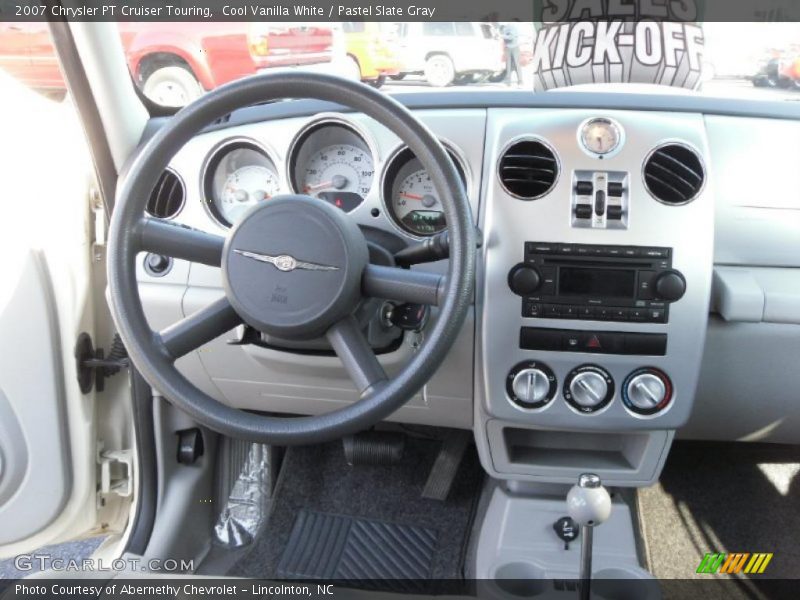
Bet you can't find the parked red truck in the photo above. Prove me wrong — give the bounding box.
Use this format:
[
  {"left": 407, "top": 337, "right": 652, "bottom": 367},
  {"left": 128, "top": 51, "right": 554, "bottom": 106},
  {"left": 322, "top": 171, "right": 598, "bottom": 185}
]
[{"left": 0, "top": 22, "right": 334, "bottom": 105}]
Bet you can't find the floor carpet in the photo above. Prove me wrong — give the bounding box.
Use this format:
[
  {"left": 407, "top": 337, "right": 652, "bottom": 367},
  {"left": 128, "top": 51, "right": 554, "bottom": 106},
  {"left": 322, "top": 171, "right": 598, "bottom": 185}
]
[
  {"left": 230, "top": 432, "right": 483, "bottom": 591},
  {"left": 638, "top": 441, "right": 800, "bottom": 597}
]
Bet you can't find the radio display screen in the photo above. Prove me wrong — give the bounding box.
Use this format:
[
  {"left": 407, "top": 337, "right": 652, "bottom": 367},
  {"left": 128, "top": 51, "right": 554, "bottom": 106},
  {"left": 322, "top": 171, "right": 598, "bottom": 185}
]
[{"left": 559, "top": 267, "right": 636, "bottom": 299}]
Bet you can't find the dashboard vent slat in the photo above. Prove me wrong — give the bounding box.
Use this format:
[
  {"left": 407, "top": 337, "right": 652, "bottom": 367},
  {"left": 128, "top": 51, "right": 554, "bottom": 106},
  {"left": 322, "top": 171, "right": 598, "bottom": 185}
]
[
  {"left": 643, "top": 143, "right": 704, "bottom": 205},
  {"left": 498, "top": 139, "right": 559, "bottom": 200},
  {"left": 146, "top": 169, "right": 185, "bottom": 219}
]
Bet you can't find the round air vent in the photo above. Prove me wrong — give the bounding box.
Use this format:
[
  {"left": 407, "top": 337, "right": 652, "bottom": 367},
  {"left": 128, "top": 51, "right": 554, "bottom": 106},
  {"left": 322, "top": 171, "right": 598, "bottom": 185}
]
[
  {"left": 146, "top": 168, "right": 185, "bottom": 219},
  {"left": 643, "top": 143, "right": 705, "bottom": 205},
  {"left": 498, "top": 138, "right": 559, "bottom": 200}
]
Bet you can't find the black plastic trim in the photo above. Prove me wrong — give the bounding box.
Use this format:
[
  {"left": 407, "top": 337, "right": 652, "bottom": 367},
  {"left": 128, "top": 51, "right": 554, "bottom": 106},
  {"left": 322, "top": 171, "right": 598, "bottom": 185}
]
[{"left": 123, "top": 369, "right": 158, "bottom": 555}]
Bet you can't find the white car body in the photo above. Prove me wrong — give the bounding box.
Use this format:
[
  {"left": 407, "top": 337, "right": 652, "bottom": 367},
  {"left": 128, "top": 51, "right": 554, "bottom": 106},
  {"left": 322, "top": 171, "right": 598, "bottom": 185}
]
[{"left": 393, "top": 22, "right": 505, "bottom": 83}]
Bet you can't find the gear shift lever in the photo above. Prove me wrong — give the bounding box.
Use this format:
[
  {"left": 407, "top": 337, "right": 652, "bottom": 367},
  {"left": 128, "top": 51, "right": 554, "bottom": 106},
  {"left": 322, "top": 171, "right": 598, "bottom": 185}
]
[{"left": 567, "top": 473, "right": 612, "bottom": 600}]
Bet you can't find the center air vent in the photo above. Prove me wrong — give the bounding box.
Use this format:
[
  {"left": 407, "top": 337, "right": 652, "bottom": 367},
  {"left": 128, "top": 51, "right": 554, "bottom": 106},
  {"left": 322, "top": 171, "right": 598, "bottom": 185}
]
[
  {"left": 146, "top": 168, "right": 185, "bottom": 219},
  {"left": 498, "top": 138, "right": 559, "bottom": 200},
  {"left": 643, "top": 143, "right": 705, "bottom": 205}
]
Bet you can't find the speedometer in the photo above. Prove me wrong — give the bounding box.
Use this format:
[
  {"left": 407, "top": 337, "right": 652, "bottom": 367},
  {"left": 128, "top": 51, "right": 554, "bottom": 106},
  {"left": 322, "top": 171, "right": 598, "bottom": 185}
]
[
  {"left": 382, "top": 146, "right": 468, "bottom": 237},
  {"left": 300, "top": 144, "right": 374, "bottom": 210},
  {"left": 289, "top": 120, "right": 375, "bottom": 212}
]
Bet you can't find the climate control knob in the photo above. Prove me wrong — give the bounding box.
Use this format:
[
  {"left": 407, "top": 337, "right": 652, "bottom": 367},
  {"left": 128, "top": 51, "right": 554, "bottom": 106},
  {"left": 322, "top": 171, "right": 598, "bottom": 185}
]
[
  {"left": 563, "top": 365, "right": 614, "bottom": 413},
  {"left": 508, "top": 264, "right": 542, "bottom": 296},
  {"left": 507, "top": 361, "right": 557, "bottom": 409},
  {"left": 622, "top": 368, "right": 673, "bottom": 415},
  {"left": 654, "top": 270, "right": 686, "bottom": 302}
]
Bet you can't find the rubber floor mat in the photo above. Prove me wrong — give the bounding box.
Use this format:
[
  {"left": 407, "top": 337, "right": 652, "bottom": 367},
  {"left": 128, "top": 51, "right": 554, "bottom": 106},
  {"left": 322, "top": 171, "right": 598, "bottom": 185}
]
[
  {"left": 230, "top": 434, "right": 483, "bottom": 590},
  {"left": 277, "top": 510, "right": 437, "bottom": 590}
]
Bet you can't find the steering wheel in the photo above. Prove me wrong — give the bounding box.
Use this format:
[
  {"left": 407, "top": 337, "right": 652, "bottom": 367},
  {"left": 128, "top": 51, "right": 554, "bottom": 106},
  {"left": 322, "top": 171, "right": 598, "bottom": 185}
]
[{"left": 107, "top": 73, "right": 475, "bottom": 444}]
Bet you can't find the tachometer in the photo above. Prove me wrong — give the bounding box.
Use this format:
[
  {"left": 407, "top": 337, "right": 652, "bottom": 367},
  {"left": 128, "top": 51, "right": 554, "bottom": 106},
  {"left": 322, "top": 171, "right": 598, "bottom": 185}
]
[
  {"left": 203, "top": 139, "right": 281, "bottom": 228},
  {"left": 289, "top": 120, "right": 375, "bottom": 212},
  {"left": 219, "top": 165, "right": 280, "bottom": 224},
  {"left": 382, "top": 146, "right": 467, "bottom": 237}
]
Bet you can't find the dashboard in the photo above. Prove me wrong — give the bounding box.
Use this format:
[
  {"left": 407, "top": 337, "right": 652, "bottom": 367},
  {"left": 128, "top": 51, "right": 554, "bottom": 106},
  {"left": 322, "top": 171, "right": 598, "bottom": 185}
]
[{"left": 136, "top": 91, "right": 800, "bottom": 486}]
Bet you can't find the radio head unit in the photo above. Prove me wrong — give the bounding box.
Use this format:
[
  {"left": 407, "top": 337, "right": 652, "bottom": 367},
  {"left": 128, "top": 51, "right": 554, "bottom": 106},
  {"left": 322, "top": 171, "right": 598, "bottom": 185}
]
[{"left": 508, "top": 243, "right": 686, "bottom": 323}]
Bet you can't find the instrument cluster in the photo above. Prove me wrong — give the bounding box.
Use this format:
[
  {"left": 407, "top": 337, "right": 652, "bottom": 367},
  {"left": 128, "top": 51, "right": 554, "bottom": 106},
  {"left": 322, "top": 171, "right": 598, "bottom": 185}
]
[{"left": 200, "top": 115, "right": 469, "bottom": 239}]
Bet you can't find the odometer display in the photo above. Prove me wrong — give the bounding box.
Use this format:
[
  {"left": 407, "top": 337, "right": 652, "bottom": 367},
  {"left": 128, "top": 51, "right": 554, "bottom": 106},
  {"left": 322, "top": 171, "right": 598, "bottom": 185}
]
[{"left": 401, "top": 210, "right": 447, "bottom": 236}]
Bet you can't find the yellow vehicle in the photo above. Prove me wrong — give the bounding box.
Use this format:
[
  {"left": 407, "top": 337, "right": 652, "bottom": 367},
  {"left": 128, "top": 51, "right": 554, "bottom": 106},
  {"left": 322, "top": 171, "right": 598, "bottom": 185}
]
[{"left": 342, "top": 22, "right": 400, "bottom": 88}]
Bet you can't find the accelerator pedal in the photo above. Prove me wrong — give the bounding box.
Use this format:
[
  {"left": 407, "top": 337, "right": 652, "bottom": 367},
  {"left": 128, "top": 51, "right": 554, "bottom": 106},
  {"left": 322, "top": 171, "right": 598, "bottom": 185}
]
[{"left": 422, "top": 430, "right": 472, "bottom": 501}]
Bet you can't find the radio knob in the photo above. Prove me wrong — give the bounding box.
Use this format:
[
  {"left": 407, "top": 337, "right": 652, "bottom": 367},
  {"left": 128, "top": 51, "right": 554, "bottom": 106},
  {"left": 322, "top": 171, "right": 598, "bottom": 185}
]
[
  {"left": 623, "top": 368, "right": 672, "bottom": 415},
  {"left": 508, "top": 264, "right": 541, "bottom": 296},
  {"left": 563, "top": 365, "right": 614, "bottom": 413},
  {"left": 654, "top": 270, "right": 686, "bottom": 302}
]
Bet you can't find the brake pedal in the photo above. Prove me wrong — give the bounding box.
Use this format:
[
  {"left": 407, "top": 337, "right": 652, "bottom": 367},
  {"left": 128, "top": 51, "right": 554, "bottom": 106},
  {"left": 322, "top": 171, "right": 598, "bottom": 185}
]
[{"left": 343, "top": 431, "right": 405, "bottom": 466}]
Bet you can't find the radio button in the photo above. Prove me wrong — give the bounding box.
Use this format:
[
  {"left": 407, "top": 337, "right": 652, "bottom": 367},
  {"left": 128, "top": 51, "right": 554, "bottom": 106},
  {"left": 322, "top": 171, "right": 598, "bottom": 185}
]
[
  {"left": 543, "top": 304, "right": 562, "bottom": 318},
  {"left": 643, "top": 248, "right": 669, "bottom": 259},
  {"left": 645, "top": 308, "right": 667, "bottom": 323},
  {"left": 561, "top": 306, "right": 578, "bottom": 319},
  {"left": 595, "top": 307, "right": 614, "bottom": 320},
  {"left": 638, "top": 271, "right": 656, "bottom": 300},
  {"left": 527, "top": 242, "right": 557, "bottom": 254},
  {"left": 622, "top": 247, "right": 640, "bottom": 257},
  {"left": 629, "top": 308, "right": 647, "bottom": 322}
]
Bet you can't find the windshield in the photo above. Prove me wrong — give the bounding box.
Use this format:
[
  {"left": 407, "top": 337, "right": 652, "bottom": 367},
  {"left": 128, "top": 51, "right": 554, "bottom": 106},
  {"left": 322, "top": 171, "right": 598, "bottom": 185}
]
[
  {"left": 2, "top": 20, "right": 800, "bottom": 108},
  {"left": 123, "top": 21, "right": 800, "bottom": 107}
]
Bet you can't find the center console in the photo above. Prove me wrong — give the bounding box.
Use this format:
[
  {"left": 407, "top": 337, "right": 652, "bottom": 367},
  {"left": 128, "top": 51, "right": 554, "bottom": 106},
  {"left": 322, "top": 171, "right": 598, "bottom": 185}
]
[{"left": 475, "top": 109, "right": 714, "bottom": 486}]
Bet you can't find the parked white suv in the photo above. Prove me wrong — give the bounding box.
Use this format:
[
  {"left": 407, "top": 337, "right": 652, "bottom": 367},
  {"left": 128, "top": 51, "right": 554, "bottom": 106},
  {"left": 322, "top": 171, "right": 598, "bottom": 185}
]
[{"left": 392, "top": 22, "right": 506, "bottom": 87}]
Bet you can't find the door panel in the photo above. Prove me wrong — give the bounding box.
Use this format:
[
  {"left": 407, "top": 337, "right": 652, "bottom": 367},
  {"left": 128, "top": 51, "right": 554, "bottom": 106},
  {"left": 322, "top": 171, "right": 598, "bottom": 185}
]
[{"left": 0, "top": 250, "right": 72, "bottom": 544}]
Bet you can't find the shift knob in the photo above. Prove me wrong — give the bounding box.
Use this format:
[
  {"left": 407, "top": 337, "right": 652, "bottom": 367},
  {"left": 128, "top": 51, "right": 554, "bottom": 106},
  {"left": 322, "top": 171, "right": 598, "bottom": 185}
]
[{"left": 567, "top": 473, "right": 612, "bottom": 527}]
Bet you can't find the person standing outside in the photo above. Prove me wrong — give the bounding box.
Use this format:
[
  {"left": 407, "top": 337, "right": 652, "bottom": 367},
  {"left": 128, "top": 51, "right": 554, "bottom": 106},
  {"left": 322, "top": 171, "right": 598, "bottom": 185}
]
[{"left": 501, "top": 23, "right": 524, "bottom": 87}]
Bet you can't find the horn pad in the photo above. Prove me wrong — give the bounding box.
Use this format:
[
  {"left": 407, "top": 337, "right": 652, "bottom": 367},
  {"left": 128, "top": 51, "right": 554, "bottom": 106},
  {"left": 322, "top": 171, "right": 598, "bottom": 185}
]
[{"left": 221, "top": 195, "right": 368, "bottom": 339}]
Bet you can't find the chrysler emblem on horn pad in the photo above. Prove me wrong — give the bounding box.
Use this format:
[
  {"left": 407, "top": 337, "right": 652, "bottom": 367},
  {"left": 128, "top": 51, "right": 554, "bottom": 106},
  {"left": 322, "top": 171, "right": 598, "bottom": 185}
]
[{"left": 233, "top": 249, "right": 339, "bottom": 272}]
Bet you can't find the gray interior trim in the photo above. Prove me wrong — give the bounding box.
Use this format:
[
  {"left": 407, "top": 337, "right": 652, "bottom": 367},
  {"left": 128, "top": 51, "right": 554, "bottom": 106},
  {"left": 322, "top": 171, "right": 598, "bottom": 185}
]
[{"left": 141, "top": 91, "right": 800, "bottom": 144}]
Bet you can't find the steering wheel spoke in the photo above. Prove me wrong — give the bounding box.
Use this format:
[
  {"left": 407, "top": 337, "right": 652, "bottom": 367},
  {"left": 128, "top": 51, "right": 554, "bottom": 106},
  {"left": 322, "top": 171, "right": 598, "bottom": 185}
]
[
  {"left": 327, "top": 316, "right": 388, "bottom": 397},
  {"left": 159, "top": 297, "right": 242, "bottom": 360},
  {"left": 136, "top": 216, "right": 225, "bottom": 267},
  {"left": 362, "top": 264, "right": 444, "bottom": 306}
]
